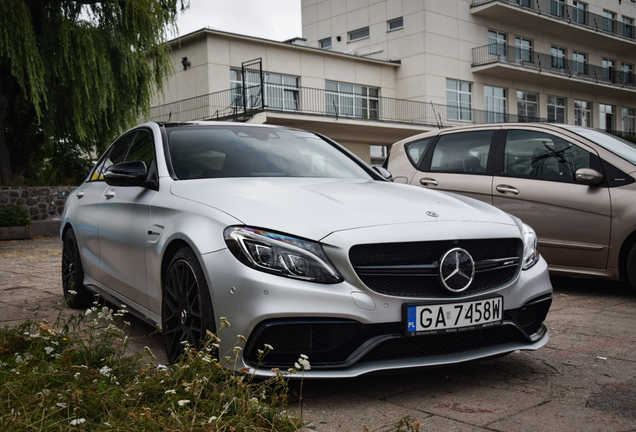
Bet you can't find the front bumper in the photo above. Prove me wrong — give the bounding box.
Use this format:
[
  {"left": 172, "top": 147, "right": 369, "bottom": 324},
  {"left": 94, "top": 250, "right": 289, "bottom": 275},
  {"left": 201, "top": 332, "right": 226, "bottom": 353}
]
[{"left": 201, "top": 246, "right": 552, "bottom": 378}]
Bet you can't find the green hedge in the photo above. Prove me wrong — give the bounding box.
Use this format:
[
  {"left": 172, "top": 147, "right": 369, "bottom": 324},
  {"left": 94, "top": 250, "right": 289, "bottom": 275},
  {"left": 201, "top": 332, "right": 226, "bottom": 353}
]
[{"left": 0, "top": 206, "right": 30, "bottom": 227}]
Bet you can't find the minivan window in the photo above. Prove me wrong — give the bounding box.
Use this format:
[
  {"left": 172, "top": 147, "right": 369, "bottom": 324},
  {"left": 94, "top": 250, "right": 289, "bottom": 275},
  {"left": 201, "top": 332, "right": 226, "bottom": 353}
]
[{"left": 430, "top": 131, "right": 493, "bottom": 173}]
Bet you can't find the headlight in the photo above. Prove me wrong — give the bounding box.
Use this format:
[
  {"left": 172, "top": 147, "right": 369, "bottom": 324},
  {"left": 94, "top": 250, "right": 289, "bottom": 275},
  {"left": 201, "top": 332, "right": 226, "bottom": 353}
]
[
  {"left": 521, "top": 223, "right": 539, "bottom": 270},
  {"left": 224, "top": 227, "right": 343, "bottom": 284}
]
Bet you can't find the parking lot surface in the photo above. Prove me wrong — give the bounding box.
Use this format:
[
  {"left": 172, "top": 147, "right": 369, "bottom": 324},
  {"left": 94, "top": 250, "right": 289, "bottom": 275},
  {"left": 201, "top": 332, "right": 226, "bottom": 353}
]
[{"left": 1, "top": 237, "right": 635, "bottom": 431}]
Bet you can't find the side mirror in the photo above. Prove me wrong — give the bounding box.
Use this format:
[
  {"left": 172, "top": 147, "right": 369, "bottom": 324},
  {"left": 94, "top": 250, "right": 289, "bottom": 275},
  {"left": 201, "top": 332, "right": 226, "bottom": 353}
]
[
  {"left": 372, "top": 165, "right": 393, "bottom": 181},
  {"left": 103, "top": 161, "right": 148, "bottom": 187},
  {"left": 574, "top": 168, "right": 603, "bottom": 186}
]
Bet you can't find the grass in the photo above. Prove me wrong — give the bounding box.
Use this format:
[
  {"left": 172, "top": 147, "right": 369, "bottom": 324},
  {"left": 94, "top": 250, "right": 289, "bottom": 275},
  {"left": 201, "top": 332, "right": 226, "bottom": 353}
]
[{"left": 0, "top": 302, "right": 304, "bottom": 431}]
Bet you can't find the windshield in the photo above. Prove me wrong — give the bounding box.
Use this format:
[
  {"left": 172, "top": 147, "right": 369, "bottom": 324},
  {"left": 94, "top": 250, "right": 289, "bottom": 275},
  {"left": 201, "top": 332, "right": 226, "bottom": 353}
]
[
  {"left": 563, "top": 126, "right": 636, "bottom": 166},
  {"left": 165, "top": 125, "right": 373, "bottom": 180}
]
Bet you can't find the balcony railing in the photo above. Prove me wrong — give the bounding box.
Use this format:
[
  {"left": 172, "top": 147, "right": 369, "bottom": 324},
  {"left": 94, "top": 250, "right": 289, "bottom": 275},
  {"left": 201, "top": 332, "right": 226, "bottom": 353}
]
[
  {"left": 471, "top": 0, "right": 636, "bottom": 42},
  {"left": 473, "top": 44, "right": 636, "bottom": 89},
  {"left": 145, "top": 86, "right": 547, "bottom": 127}
]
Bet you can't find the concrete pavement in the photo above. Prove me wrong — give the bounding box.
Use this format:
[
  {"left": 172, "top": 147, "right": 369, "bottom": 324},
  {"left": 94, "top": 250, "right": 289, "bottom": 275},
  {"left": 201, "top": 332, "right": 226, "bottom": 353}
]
[{"left": 1, "top": 237, "right": 635, "bottom": 431}]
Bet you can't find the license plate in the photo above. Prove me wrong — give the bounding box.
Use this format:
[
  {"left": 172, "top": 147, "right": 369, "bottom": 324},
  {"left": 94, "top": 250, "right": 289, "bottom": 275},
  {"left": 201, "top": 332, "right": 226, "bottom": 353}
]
[{"left": 404, "top": 297, "right": 502, "bottom": 336}]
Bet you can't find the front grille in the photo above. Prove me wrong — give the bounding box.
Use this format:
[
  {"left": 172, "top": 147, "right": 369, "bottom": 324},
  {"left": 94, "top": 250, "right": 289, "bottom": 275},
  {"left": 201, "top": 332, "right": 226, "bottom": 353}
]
[
  {"left": 349, "top": 238, "right": 521, "bottom": 297},
  {"left": 244, "top": 296, "right": 551, "bottom": 370}
]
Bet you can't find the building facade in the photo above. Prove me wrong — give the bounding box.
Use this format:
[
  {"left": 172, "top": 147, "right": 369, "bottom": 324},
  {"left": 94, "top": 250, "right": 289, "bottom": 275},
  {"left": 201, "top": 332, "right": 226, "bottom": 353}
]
[{"left": 148, "top": 0, "right": 636, "bottom": 162}]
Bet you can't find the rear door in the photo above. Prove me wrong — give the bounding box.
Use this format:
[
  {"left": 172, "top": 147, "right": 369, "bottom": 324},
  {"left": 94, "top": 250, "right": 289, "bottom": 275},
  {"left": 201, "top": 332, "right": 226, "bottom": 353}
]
[
  {"left": 492, "top": 127, "right": 611, "bottom": 269},
  {"left": 411, "top": 129, "right": 498, "bottom": 204}
]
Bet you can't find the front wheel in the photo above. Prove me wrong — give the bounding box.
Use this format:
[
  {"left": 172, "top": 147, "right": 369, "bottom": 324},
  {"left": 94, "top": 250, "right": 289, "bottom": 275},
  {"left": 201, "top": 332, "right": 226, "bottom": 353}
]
[
  {"left": 62, "top": 228, "right": 93, "bottom": 308},
  {"left": 162, "top": 247, "right": 216, "bottom": 364}
]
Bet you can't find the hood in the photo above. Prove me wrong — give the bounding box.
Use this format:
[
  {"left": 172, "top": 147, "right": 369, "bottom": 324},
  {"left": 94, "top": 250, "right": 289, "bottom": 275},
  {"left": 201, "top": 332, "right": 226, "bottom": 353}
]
[{"left": 170, "top": 178, "right": 516, "bottom": 240}]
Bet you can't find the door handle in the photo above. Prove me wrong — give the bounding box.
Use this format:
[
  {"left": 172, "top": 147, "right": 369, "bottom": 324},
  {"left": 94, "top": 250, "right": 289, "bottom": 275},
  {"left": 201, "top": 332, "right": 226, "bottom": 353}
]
[
  {"left": 104, "top": 190, "right": 116, "bottom": 199},
  {"left": 419, "top": 177, "right": 439, "bottom": 186},
  {"left": 496, "top": 184, "right": 520, "bottom": 195},
  {"left": 75, "top": 191, "right": 85, "bottom": 199}
]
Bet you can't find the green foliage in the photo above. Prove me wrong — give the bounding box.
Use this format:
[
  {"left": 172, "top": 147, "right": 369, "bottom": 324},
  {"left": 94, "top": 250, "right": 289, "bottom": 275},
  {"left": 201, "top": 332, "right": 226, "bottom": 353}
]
[
  {"left": 0, "top": 304, "right": 304, "bottom": 431},
  {"left": 0, "top": 206, "right": 30, "bottom": 227},
  {"left": 0, "top": 0, "right": 188, "bottom": 183}
]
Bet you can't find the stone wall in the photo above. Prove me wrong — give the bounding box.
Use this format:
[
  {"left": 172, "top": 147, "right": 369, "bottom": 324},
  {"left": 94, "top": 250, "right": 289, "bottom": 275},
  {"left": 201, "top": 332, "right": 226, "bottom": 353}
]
[{"left": 0, "top": 186, "right": 76, "bottom": 221}]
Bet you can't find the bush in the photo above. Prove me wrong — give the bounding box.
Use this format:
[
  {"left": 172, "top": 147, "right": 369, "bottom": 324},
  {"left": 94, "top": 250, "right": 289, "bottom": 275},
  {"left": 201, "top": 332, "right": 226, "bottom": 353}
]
[{"left": 0, "top": 206, "right": 30, "bottom": 227}]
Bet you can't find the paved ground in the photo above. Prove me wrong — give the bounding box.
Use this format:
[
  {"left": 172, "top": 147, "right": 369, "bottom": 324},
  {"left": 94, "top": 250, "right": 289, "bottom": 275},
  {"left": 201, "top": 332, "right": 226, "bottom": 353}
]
[{"left": 1, "top": 237, "right": 636, "bottom": 431}]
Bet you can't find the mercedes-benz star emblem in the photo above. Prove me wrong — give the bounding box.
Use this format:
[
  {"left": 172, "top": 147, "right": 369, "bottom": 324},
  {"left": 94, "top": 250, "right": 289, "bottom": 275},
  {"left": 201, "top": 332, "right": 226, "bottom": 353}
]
[{"left": 439, "top": 248, "right": 475, "bottom": 292}]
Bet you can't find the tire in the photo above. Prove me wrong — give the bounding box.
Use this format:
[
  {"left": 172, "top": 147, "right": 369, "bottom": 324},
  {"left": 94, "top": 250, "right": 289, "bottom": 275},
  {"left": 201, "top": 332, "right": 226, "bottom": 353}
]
[
  {"left": 627, "top": 244, "right": 636, "bottom": 292},
  {"left": 162, "top": 247, "right": 216, "bottom": 364},
  {"left": 62, "top": 229, "right": 94, "bottom": 308}
]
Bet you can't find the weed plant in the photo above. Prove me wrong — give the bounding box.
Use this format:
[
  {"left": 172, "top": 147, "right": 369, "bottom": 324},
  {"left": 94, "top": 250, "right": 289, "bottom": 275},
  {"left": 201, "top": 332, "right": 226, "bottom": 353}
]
[{"left": 0, "top": 302, "right": 303, "bottom": 431}]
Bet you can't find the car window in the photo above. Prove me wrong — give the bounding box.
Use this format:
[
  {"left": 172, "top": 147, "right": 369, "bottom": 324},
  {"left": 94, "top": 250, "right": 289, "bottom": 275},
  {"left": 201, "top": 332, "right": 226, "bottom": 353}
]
[
  {"left": 429, "top": 131, "right": 493, "bottom": 173},
  {"left": 88, "top": 132, "right": 135, "bottom": 181},
  {"left": 404, "top": 137, "right": 434, "bottom": 168},
  {"left": 504, "top": 130, "right": 591, "bottom": 182},
  {"left": 127, "top": 129, "right": 155, "bottom": 168},
  {"left": 166, "top": 126, "right": 373, "bottom": 180}
]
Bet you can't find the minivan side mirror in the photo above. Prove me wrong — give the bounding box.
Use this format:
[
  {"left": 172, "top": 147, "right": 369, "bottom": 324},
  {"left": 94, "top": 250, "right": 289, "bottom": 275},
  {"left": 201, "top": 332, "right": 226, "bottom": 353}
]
[{"left": 574, "top": 168, "right": 604, "bottom": 186}]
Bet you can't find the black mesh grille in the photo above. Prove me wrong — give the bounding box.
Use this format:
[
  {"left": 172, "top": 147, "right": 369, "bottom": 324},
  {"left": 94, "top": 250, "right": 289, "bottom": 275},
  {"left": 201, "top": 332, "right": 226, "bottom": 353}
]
[{"left": 349, "top": 238, "right": 521, "bottom": 298}]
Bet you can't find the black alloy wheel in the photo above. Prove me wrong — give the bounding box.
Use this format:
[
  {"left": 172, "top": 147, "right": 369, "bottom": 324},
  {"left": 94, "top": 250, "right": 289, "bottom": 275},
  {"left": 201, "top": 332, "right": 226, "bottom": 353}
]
[
  {"left": 62, "top": 229, "right": 93, "bottom": 308},
  {"left": 162, "top": 247, "right": 216, "bottom": 364}
]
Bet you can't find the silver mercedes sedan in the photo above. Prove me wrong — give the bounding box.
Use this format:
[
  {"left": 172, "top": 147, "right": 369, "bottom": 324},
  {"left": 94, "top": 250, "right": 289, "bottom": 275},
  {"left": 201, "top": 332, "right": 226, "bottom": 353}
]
[{"left": 61, "top": 122, "right": 552, "bottom": 378}]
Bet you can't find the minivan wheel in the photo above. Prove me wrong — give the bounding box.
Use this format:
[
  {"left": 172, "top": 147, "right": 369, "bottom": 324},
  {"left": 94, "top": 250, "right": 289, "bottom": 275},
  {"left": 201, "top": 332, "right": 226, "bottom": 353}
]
[
  {"left": 62, "top": 229, "right": 93, "bottom": 308},
  {"left": 162, "top": 247, "right": 216, "bottom": 364}
]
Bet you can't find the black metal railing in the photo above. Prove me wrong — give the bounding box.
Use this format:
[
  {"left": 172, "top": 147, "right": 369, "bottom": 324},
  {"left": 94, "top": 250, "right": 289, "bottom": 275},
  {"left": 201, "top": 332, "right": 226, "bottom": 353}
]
[
  {"left": 471, "top": 0, "right": 636, "bottom": 42},
  {"left": 145, "top": 86, "right": 549, "bottom": 127},
  {"left": 473, "top": 44, "right": 636, "bottom": 89}
]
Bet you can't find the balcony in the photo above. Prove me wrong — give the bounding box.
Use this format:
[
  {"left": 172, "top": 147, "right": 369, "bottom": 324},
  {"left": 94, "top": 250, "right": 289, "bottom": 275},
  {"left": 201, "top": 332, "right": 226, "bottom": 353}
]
[
  {"left": 146, "top": 86, "right": 545, "bottom": 129},
  {"left": 471, "top": 0, "right": 636, "bottom": 57},
  {"left": 472, "top": 44, "right": 636, "bottom": 97}
]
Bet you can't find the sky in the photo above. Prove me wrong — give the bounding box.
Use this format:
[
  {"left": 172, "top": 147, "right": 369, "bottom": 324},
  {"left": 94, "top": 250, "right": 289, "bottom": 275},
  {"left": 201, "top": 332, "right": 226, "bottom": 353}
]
[{"left": 172, "top": 0, "right": 303, "bottom": 42}]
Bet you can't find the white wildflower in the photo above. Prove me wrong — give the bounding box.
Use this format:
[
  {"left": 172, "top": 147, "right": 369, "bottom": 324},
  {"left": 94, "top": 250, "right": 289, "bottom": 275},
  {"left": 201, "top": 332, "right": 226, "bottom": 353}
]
[
  {"left": 177, "top": 400, "right": 190, "bottom": 407},
  {"left": 44, "top": 346, "right": 55, "bottom": 355},
  {"left": 99, "top": 366, "right": 112, "bottom": 377},
  {"left": 69, "top": 418, "right": 86, "bottom": 426},
  {"left": 264, "top": 344, "right": 274, "bottom": 351},
  {"left": 208, "top": 416, "right": 218, "bottom": 423},
  {"left": 165, "top": 390, "right": 176, "bottom": 394}
]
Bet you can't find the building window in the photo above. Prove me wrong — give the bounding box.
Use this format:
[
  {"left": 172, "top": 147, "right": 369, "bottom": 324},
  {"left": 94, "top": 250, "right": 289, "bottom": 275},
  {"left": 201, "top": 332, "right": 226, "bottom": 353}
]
[
  {"left": 622, "top": 16, "right": 634, "bottom": 38},
  {"left": 370, "top": 145, "right": 388, "bottom": 165},
  {"left": 573, "top": 1, "right": 587, "bottom": 25},
  {"left": 572, "top": 51, "right": 587, "bottom": 75},
  {"left": 388, "top": 17, "right": 404, "bottom": 31},
  {"left": 326, "top": 81, "right": 379, "bottom": 119},
  {"left": 575, "top": 100, "right": 592, "bottom": 127},
  {"left": 231, "top": 69, "right": 299, "bottom": 111},
  {"left": 547, "top": 96, "right": 566, "bottom": 123},
  {"left": 265, "top": 73, "right": 299, "bottom": 111},
  {"left": 484, "top": 85, "right": 507, "bottom": 123},
  {"left": 551, "top": 0, "right": 565, "bottom": 18},
  {"left": 231, "top": 68, "right": 262, "bottom": 109},
  {"left": 517, "top": 91, "right": 538, "bottom": 122},
  {"left": 621, "top": 63, "right": 633, "bottom": 84},
  {"left": 603, "top": 10, "right": 616, "bottom": 33},
  {"left": 516, "top": 0, "right": 531, "bottom": 7},
  {"left": 320, "top": 37, "right": 332, "bottom": 49},
  {"left": 599, "top": 104, "right": 615, "bottom": 131},
  {"left": 551, "top": 46, "right": 566, "bottom": 69},
  {"left": 515, "top": 37, "right": 532, "bottom": 62},
  {"left": 446, "top": 79, "right": 472, "bottom": 121},
  {"left": 622, "top": 108, "right": 635, "bottom": 134},
  {"left": 603, "top": 58, "right": 615, "bottom": 81},
  {"left": 488, "top": 30, "right": 507, "bottom": 56},
  {"left": 348, "top": 27, "right": 370, "bottom": 42}
]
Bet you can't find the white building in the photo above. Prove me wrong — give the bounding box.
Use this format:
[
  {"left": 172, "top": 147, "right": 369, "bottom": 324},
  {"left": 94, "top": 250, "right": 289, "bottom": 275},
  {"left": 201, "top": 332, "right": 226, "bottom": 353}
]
[{"left": 148, "top": 0, "right": 636, "bottom": 163}]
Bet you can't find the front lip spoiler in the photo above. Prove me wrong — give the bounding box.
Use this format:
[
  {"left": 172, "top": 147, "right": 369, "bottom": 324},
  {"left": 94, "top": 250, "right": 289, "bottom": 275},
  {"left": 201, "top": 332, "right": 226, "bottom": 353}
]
[{"left": 247, "top": 329, "right": 550, "bottom": 379}]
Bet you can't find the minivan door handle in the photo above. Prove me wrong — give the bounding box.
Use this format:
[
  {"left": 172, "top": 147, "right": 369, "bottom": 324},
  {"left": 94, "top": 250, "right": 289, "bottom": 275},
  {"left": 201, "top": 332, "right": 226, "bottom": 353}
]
[
  {"left": 419, "top": 177, "right": 439, "bottom": 186},
  {"left": 496, "top": 184, "right": 520, "bottom": 195}
]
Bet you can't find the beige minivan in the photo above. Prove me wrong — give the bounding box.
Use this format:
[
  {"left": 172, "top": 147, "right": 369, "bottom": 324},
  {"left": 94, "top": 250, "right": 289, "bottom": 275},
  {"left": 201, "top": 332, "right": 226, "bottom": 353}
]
[{"left": 386, "top": 123, "right": 636, "bottom": 290}]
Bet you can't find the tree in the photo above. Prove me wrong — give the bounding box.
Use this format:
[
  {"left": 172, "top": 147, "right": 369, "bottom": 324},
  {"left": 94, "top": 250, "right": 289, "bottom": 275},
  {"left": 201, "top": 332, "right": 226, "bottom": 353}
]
[{"left": 0, "top": 0, "right": 188, "bottom": 183}]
